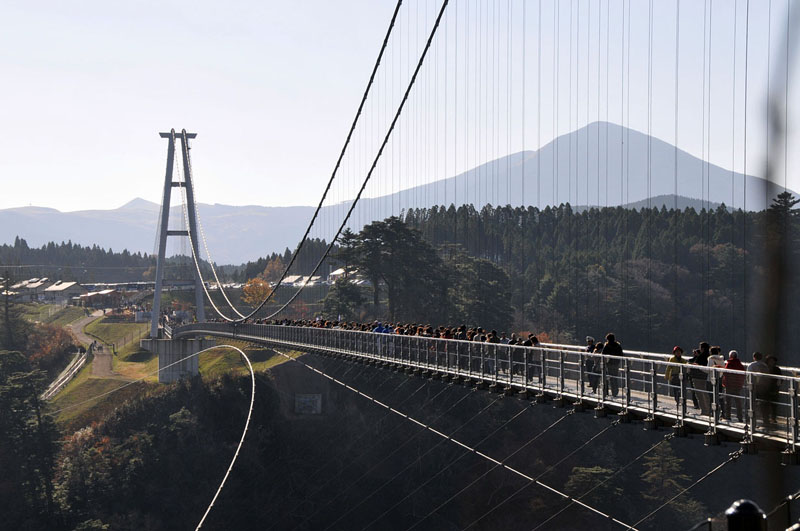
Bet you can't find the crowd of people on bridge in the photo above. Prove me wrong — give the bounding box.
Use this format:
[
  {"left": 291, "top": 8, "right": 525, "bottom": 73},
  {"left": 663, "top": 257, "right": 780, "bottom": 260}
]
[{"left": 207, "top": 315, "right": 792, "bottom": 429}]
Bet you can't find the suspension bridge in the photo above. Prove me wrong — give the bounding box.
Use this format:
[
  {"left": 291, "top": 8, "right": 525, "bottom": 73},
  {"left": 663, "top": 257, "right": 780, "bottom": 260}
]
[{"left": 129, "top": 0, "right": 800, "bottom": 528}]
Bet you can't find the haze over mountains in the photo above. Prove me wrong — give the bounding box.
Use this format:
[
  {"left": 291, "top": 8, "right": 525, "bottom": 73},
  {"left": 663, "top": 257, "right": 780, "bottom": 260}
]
[{"left": 1, "top": 122, "right": 791, "bottom": 264}]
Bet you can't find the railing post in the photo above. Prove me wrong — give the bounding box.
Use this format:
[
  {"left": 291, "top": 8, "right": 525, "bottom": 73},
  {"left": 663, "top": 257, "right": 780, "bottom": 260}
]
[
  {"left": 524, "top": 347, "right": 531, "bottom": 393},
  {"left": 651, "top": 363, "right": 658, "bottom": 413},
  {"left": 578, "top": 351, "right": 585, "bottom": 399},
  {"left": 480, "top": 344, "right": 485, "bottom": 380},
  {"left": 599, "top": 355, "right": 607, "bottom": 405},
  {"left": 789, "top": 379, "right": 798, "bottom": 450},
  {"left": 747, "top": 372, "right": 757, "bottom": 437},
  {"left": 540, "top": 349, "right": 547, "bottom": 392},
  {"left": 624, "top": 359, "right": 631, "bottom": 410},
  {"left": 712, "top": 370, "right": 720, "bottom": 429},
  {"left": 558, "top": 350, "right": 565, "bottom": 399},
  {"left": 493, "top": 345, "right": 499, "bottom": 384},
  {"left": 508, "top": 346, "right": 513, "bottom": 389}
]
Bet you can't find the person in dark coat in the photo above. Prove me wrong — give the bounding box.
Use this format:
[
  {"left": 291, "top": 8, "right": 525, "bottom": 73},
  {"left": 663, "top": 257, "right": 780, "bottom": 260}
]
[
  {"left": 689, "top": 342, "right": 711, "bottom": 416},
  {"left": 601, "top": 333, "right": 623, "bottom": 398}
]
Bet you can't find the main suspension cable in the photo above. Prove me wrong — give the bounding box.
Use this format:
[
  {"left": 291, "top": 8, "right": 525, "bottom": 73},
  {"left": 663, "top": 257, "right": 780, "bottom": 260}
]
[
  {"left": 234, "top": 0, "right": 406, "bottom": 321},
  {"left": 250, "top": 0, "right": 451, "bottom": 321},
  {"left": 186, "top": 157, "right": 246, "bottom": 319},
  {"left": 175, "top": 0, "right": 404, "bottom": 322},
  {"left": 174, "top": 139, "right": 239, "bottom": 322}
]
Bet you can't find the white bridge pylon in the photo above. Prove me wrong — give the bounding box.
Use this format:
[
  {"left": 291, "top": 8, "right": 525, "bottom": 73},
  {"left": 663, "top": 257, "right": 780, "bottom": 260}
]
[{"left": 150, "top": 129, "right": 205, "bottom": 338}]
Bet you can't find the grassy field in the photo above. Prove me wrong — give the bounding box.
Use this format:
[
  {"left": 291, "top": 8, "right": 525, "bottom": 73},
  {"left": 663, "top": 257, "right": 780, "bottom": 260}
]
[
  {"left": 49, "top": 362, "right": 153, "bottom": 431},
  {"left": 113, "top": 348, "right": 158, "bottom": 381},
  {"left": 198, "top": 341, "right": 296, "bottom": 378},
  {"left": 44, "top": 306, "right": 88, "bottom": 327},
  {"left": 48, "top": 332, "right": 297, "bottom": 432},
  {"left": 84, "top": 318, "right": 149, "bottom": 356}
]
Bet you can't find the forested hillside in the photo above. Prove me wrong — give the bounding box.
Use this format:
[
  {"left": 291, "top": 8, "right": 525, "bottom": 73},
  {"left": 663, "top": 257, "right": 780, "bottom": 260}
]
[{"left": 321, "top": 193, "right": 799, "bottom": 360}]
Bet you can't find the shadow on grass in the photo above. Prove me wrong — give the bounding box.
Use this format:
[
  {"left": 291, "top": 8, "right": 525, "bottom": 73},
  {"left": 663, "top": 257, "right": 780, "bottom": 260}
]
[{"left": 124, "top": 349, "right": 156, "bottom": 363}]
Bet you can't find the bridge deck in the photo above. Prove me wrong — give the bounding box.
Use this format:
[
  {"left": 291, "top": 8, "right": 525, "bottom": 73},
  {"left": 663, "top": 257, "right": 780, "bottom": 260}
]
[{"left": 171, "top": 323, "right": 799, "bottom": 453}]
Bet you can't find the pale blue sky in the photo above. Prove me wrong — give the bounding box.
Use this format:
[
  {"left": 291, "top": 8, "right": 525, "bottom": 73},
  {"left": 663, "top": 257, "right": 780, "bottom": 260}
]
[{"left": 0, "top": 0, "right": 796, "bottom": 212}]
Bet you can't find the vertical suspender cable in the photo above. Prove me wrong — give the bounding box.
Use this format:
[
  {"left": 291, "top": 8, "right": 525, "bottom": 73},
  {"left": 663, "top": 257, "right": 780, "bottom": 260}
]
[
  {"left": 732, "top": 0, "right": 738, "bottom": 342},
  {"left": 674, "top": 0, "right": 681, "bottom": 338},
  {"left": 647, "top": 0, "right": 654, "bottom": 347},
  {"left": 743, "top": 0, "right": 749, "bottom": 351}
]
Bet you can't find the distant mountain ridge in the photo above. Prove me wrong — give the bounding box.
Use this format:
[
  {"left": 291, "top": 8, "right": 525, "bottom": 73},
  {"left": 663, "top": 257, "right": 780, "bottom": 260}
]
[{"left": 0, "top": 122, "right": 792, "bottom": 264}]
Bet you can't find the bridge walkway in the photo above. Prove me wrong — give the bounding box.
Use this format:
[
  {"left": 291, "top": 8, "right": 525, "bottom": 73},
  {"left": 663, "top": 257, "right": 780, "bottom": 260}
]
[{"left": 170, "top": 322, "right": 800, "bottom": 455}]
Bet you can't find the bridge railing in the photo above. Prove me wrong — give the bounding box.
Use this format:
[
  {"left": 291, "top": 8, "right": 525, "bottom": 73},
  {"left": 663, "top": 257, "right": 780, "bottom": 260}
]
[{"left": 173, "top": 322, "right": 799, "bottom": 449}]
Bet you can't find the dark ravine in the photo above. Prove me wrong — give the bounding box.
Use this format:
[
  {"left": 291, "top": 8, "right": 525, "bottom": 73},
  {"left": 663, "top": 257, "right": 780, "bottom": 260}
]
[{"left": 49, "top": 351, "right": 800, "bottom": 531}]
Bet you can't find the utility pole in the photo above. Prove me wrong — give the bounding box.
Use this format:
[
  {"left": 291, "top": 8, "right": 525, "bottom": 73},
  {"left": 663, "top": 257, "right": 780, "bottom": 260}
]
[{"left": 150, "top": 129, "right": 205, "bottom": 338}]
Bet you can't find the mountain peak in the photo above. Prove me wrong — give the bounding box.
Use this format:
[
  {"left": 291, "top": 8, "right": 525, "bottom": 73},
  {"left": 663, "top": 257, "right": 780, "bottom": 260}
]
[{"left": 119, "top": 197, "right": 159, "bottom": 210}]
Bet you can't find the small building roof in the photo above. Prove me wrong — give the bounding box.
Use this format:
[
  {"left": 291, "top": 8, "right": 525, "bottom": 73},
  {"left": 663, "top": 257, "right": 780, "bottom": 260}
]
[{"left": 44, "top": 281, "right": 81, "bottom": 292}]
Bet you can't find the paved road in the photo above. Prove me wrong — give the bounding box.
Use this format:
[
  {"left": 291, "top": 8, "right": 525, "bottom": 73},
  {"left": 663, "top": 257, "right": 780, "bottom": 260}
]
[
  {"left": 67, "top": 310, "right": 104, "bottom": 346},
  {"left": 62, "top": 309, "right": 118, "bottom": 378}
]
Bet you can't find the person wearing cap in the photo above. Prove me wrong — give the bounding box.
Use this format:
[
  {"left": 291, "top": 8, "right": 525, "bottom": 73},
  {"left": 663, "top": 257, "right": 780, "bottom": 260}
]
[
  {"left": 664, "top": 346, "right": 687, "bottom": 407},
  {"left": 722, "top": 350, "right": 745, "bottom": 422}
]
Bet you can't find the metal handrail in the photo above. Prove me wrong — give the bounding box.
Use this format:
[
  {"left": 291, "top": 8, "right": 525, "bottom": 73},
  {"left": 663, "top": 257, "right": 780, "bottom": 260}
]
[{"left": 172, "top": 322, "right": 800, "bottom": 449}]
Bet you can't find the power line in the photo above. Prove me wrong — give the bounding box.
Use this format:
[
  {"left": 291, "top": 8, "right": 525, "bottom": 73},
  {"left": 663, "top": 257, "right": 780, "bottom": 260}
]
[
  {"left": 264, "top": 349, "right": 631, "bottom": 531},
  {"left": 362, "top": 399, "right": 535, "bottom": 530},
  {"left": 44, "top": 343, "right": 255, "bottom": 530},
  {"left": 628, "top": 449, "right": 744, "bottom": 530},
  {"left": 49, "top": 344, "right": 256, "bottom": 416},
  {"left": 531, "top": 432, "right": 676, "bottom": 530},
  {"left": 293, "top": 376, "right": 475, "bottom": 530},
  {"left": 461, "top": 419, "right": 623, "bottom": 530},
  {"left": 196, "top": 345, "right": 255, "bottom": 530},
  {"left": 322, "top": 394, "right": 505, "bottom": 530},
  {"left": 266, "top": 379, "right": 449, "bottom": 530}
]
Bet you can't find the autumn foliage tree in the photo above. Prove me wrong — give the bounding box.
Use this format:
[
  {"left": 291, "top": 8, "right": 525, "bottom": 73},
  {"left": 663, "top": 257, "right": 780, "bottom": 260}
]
[
  {"left": 26, "top": 324, "right": 78, "bottom": 378},
  {"left": 242, "top": 277, "right": 273, "bottom": 307}
]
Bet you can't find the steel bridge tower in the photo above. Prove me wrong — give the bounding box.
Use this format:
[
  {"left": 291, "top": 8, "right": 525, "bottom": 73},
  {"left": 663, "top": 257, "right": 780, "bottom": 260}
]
[{"left": 150, "top": 129, "right": 205, "bottom": 338}]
